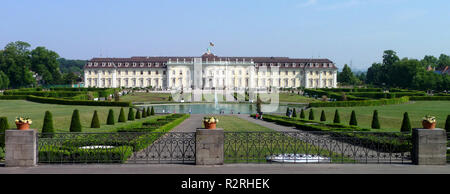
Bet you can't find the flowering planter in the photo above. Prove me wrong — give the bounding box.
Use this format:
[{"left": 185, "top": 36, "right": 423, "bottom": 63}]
[
  {"left": 422, "top": 120, "right": 436, "bottom": 129},
  {"left": 16, "top": 122, "right": 30, "bottom": 130},
  {"left": 204, "top": 122, "right": 217, "bottom": 129}
]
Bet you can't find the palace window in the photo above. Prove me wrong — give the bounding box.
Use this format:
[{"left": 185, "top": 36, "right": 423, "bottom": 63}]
[{"left": 141, "top": 71, "right": 143, "bottom": 75}]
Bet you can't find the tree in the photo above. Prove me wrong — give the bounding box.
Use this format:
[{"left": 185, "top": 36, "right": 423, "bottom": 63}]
[
  {"left": 333, "top": 109, "right": 340, "bottom": 124},
  {"left": 308, "top": 109, "right": 315, "bottom": 120},
  {"left": 383, "top": 50, "right": 400, "bottom": 67},
  {"left": 371, "top": 110, "right": 380, "bottom": 129},
  {"left": 118, "top": 108, "right": 126, "bottom": 123},
  {"left": 90, "top": 110, "right": 100, "bottom": 128},
  {"left": 292, "top": 108, "right": 297, "bottom": 118},
  {"left": 444, "top": 115, "right": 449, "bottom": 132},
  {"left": 0, "top": 41, "right": 35, "bottom": 88},
  {"left": 400, "top": 112, "right": 411, "bottom": 133},
  {"left": 62, "top": 72, "right": 79, "bottom": 85},
  {"left": 349, "top": 110, "right": 358, "bottom": 126},
  {"left": 320, "top": 110, "right": 326, "bottom": 122},
  {"left": 42, "top": 111, "right": 55, "bottom": 137},
  {"left": 135, "top": 110, "right": 141, "bottom": 119},
  {"left": 150, "top": 107, "right": 155, "bottom": 116},
  {"left": 0, "top": 71, "right": 9, "bottom": 89},
  {"left": 31, "top": 46, "right": 62, "bottom": 85},
  {"left": 286, "top": 108, "right": 290, "bottom": 117},
  {"left": 437, "top": 54, "right": 450, "bottom": 70},
  {"left": 300, "top": 109, "right": 305, "bottom": 119},
  {"left": 146, "top": 107, "right": 151, "bottom": 116},
  {"left": 107, "top": 109, "right": 115, "bottom": 125},
  {"left": 128, "top": 108, "right": 135, "bottom": 121},
  {"left": 337, "top": 64, "right": 359, "bottom": 85},
  {"left": 70, "top": 109, "right": 82, "bottom": 132}
]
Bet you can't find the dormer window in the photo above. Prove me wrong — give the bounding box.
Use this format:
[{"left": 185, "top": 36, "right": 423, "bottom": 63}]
[
  {"left": 133, "top": 63, "right": 137, "bottom": 67},
  {"left": 125, "top": 63, "right": 129, "bottom": 67},
  {"left": 118, "top": 63, "right": 122, "bottom": 67}
]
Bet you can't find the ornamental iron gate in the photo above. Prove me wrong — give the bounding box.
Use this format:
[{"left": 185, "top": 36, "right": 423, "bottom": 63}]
[
  {"left": 37, "top": 132, "right": 196, "bottom": 164},
  {"left": 224, "top": 131, "right": 412, "bottom": 164}
]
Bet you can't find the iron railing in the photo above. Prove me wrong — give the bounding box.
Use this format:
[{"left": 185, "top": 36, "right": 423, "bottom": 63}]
[
  {"left": 37, "top": 132, "right": 196, "bottom": 164},
  {"left": 224, "top": 131, "right": 412, "bottom": 164}
]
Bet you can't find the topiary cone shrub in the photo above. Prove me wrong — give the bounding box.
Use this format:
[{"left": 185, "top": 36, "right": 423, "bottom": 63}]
[
  {"left": 142, "top": 108, "right": 147, "bottom": 118},
  {"left": 333, "top": 109, "right": 340, "bottom": 124},
  {"left": 107, "top": 109, "right": 115, "bottom": 125},
  {"left": 128, "top": 108, "right": 135, "bottom": 121},
  {"left": 147, "top": 107, "right": 151, "bottom": 117},
  {"left": 135, "top": 110, "right": 141, "bottom": 119},
  {"left": 300, "top": 109, "right": 305, "bottom": 119},
  {"left": 401, "top": 112, "right": 411, "bottom": 133},
  {"left": 308, "top": 109, "right": 315, "bottom": 120},
  {"left": 292, "top": 108, "right": 297, "bottom": 118},
  {"left": 286, "top": 108, "right": 290, "bottom": 117},
  {"left": 371, "top": 110, "right": 380, "bottom": 129},
  {"left": 320, "top": 110, "right": 326, "bottom": 122},
  {"left": 42, "top": 111, "right": 55, "bottom": 137},
  {"left": 349, "top": 110, "right": 358, "bottom": 126},
  {"left": 445, "top": 115, "right": 450, "bottom": 132},
  {"left": 0, "top": 117, "right": 9, "bottom": 147},
  {"left": 118, "top": 108, "right": 126, "bottom": 123},
  {"left": 70, "top": 109, "right": 82, "bottom": 132},
  {"left": 90, "top": 110, "right": 100, "bottom": 128},
  {"left": 150, "top": 107, "right": 155, "bottom": 116}
]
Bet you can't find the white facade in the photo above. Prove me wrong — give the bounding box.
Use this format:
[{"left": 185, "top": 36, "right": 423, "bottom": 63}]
[{"left": 84, "top": 53, "right": 337, "bottom": 89}]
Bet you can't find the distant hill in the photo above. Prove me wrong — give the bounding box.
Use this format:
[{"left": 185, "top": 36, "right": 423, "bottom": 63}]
[{"left": 58, "top": 58, "right": 86, "bottom": 73}]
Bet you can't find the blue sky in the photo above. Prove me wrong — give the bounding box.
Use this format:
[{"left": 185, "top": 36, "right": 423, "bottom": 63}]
[{"left": 1, "top": 0, "right": 449, "bottom": 71}]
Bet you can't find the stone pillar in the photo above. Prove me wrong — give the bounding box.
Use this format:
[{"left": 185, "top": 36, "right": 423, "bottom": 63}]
[
  {"left": 412, "top": 128, "right": 447, "bottom": 165},
  {"left": 196, "top": 128, "right": 224, "bottom": 165},
  {"left": 5, "top": 130, "right": 37, "bottom": 167}
]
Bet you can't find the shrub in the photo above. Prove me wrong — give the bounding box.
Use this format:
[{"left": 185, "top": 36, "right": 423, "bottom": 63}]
[
  {"left": 445, "top": 115, "right": 450, "bottom": 132},
  {"left": 320, "top": 110, "right": 326, "bottom": 122},
  {"left": 333, "top": 110, "right": 340, "bottom": 124},
  {"left": 135, "top": 110, "right": 141, "bottom": 119},
  {"left": 147, "top": 107, "right": 151, "bottom": 116},
  {"left": 349, "top": 110, "right": 358, "bottom": 126},
  {"left": 118, "top": 108, "right": 126, "bottom": 123},
  {"left": 400, "top": 112, "right": 411, "bottom": 133},
  {"left": 142, "top": 108, "right": 147, "bottom": 118},
  {"left": 0, "top": 117, "right": 9, "bottom": 147},
  {"left": 168, "top": 95, "right": 173, "bottom": 101},
  {"left": 292, "top": 108, "right": 297, "bottom": 118},
  {"left": 309, "top": 97, "right": 409, "bottom": 107},
  {"left": 286, "top": 108, "right": 290, "bottom": 117},
  {"left": 107, "top": 109, "right": 115, "bottom": 125},
  {"left": 42, "top": 111, "right": 55, "bottom": 136},
  {"left": 128, "top": 108, "right": 135, "bottom": 121},
  {"left": 308, "top": 109, "right": 315, "bottom": 120},
  {"left": 90, "top": 110, "right": 100, "bottom": 128},
  {"left": 150, "top": 107, "right": 155, "bottom": 115},
  {"left": 300, "top": 109, "right": 305, "bottom": 119},
  {"left": 70, "top": 109, "right": 82, "bottom": 132},
  {"left": 371, "top": 110, "right": 380, "bottom": 129}
]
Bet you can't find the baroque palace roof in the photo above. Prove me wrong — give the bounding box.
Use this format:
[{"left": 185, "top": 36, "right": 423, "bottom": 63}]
[{"left": 85, "top": 53, "right": 336, "bottom": 69}]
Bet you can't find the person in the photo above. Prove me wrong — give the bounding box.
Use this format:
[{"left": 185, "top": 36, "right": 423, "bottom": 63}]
[
  {"left": 255, "top": 113, "right": 259, "bottom": 119},
  {"left": 288, "top": 109, "right": 292, "bottom": 118},
  {"left": 260, "top": 112, "right": 263, "bottom": 119},
  {"left": 189, "top": 108, "right": 192, "bottom": 114}
]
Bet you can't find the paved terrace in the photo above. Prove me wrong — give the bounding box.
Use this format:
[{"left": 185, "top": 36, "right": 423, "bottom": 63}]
[{"left": 0, "top": 164, "right": 449, "bottom": 174}]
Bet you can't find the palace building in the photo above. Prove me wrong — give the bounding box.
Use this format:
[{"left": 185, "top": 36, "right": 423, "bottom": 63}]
[{"left": 83, "top": 52, "right": 338, "bottom": 90}]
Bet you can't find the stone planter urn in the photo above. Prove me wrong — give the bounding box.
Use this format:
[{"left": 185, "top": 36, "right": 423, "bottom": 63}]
[
  {"left": 203, "top": 116, "right": 219, "bottom": 130},
  {"left": 204, "top": 122, "right": 217, "bottom": 129},
  {"left": 15, "top": 122, "right": 30, "bottom": 130},
  {"left": 422, "top": 120, "right": 436, "bottom": 129},
  {"left": 422, "top": 115, "right": 436, "bottom": 129}
]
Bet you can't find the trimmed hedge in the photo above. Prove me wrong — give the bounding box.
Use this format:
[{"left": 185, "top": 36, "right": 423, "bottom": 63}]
[
  {"left": 309, "top": 97, "right": 409, "bottom": 107},
  {"left": 409, "top": 96, "right": 450, "bottom": 101},
  {"left": 38, "top": 145, "right": 133, "bottom": 163},
  {"left": 0, "top": 95, "right": 131, "bottom": 107}
]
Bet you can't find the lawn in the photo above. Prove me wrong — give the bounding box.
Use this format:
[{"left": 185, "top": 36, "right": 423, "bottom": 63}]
[
  {"left": 120, "top": 92, "right": 172, "bottom": 102},
  {"left": 278, "top": 93, "right": 318, "bottom": 103},
  {"left": 302, "top": 101, "right": 450, "bottom": 132},
  {"left": 0, "top": 100, "right": 158, "bottom": 132}
]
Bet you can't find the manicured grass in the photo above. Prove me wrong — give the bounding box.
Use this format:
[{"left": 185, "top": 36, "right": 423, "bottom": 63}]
[
  {"left": 213, "top": 116, "right": 273, "bottom": 132},
  {"left": 0, "top": 100, "right": 155, "bottom": 132},
  {"left": 120, "top": 92, "right": 172, "bottom": 102},
  {"left": 278, "top": 93, "right": 318, "bottom": 103},
  {"left": 305, "top": 101, "right": 450, "bottom": 132}
]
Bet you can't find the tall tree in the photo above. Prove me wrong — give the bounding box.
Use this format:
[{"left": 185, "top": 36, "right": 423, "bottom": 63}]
[
  {"left": 337, "top": 64, "right": 359, "bottom": 85},
  {"left": 0, "top": 41, "right": 35, "bottom": 88},
  {"left": 31, "top": 46, "right": 62, "bottom": 85}
]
